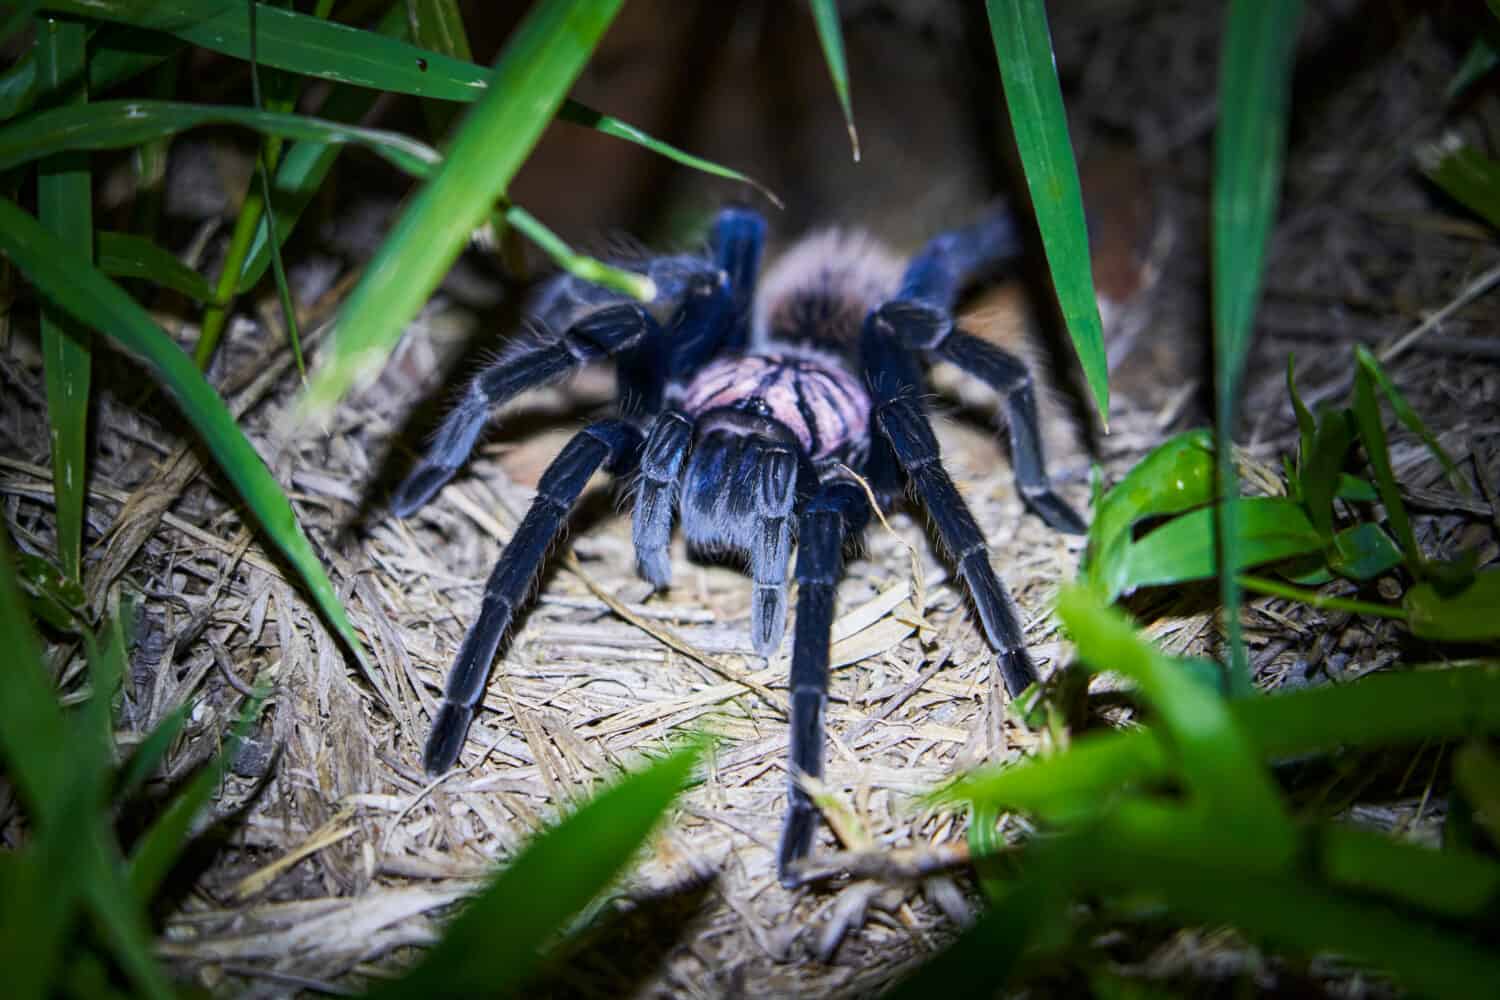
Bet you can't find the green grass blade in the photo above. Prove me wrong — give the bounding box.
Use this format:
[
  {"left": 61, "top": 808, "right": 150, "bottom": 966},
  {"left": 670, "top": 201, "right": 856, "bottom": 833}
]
[
  {"left": 115, "top": 703, "right": 190, "bottom": 800},
  {"left": 808, "top": 0, "right": 858, "bottom": 161},
  {"left": 504, "top": 205, "right": 655, "bottom": 300},
  {"left": 297, "top": 0, "right": 627, "bottom": 421},
  {"left": 43, "top": 0, "right": 776, "bottom": 201},
  {"left": 370, "top": 739, "right": 705, "bottom": 997},
  {"left": 1421, "top": 137, "right": 1500, "bottom": 230},
  {"left": 0, "top": 195, "right": 372, "bottom": 672},
  {"left": 36, "top": 16, "right": 93, "bottom": 585},
  {"left": 1054, "top": 586, "right": 1292, "bottom": 854},
  {"left": 0, "top": 98, "right": 442, "bottom": 175},
  {"left": 1213, "top": 0, "right": 1302, "bottom": 696},
  {"left": 129, "top": 686, "right": 266, "bottom": 899},
  {"left": 942, "top": 664, "right": 1500, "bottom": 817},
  {"left": 405, "top": 0, "right": 472, "bottom": 140},
  {"left": 985, "top": 0, "right": 1108, "bottom": 424},
  {"left": 97, "top": 230, "right": 216, "bottom": 302},
  {"left": 1354, "top": 345, "right": 1465, "bottom": 491}
]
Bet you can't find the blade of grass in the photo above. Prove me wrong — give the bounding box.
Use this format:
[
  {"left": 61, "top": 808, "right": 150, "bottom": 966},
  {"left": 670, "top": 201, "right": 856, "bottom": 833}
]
[
  {"left": 368, "top": 738, "right": 705, "bottom": 997},
  {"left": 40, "top": 0, "right": 778, "bottom": 202},
  {"left": 0, "top": 194, "right": 371, "bottom": 672},
  {"left": 36, "top": 15, "right": 92, "bottom": 585},
  {"left": 985, "top": 0, "right": 1108, "bottom": 425},
  {"left": 1212, "top": 0, "right": 1302, "bottom": 696},
  {"left": 0, "top": 98, "right": 442, "bottom": 176},
  {"left": 296, "top": 0, "right": 628, "bottom": 421},
  {"left": 939, "top": 663, "right": 1500, "bottom": 816},
  {"left": 1054, "top": 585, "right": 1294, "bottom": 860},
  {"left": 406, "top": 0, "right": 472, "bottom": 140},
  {"left": 129, "top": 685, "right": 267, "bottom": 899},
  {"left": 808, "top": 0, "right": 858, "bottom": 161},
  {"left": 97, "top": 230, "right": 216, "bottom": 302}
]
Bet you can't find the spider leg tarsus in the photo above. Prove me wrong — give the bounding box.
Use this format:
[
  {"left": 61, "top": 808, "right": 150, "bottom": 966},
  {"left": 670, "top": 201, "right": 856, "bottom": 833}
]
[{"left": 423, "top": 419, "right": 643, "bottom": 774}]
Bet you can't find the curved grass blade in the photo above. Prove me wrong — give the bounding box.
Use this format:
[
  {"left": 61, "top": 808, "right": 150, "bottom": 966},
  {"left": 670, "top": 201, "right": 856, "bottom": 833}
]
[
  {"left": 405, "top": 0, "right": 473, "bottom": 140},
  {"left": 809, "top": 0, "right": 859, "bottom": 161},
  {"left": 985, "top": 0, "right": 1108, "bottom": 424},
  {"left": 97, "top": 230, "right": 215, "bottom": 302},
  {"left": 36, "top": 16, "right": 93, "bottom": 585},
  {"left": 0, "top": 98, "right": 442, "bottom": 176},
  {"left": 1054, "top": 585, "right": 1293, "bottom": 854},
  {"left": 504, "top": 206, "right": 655, "bottom": 300},
  {"left": 369, "top": 739, "right": 705, "bottom": 998},
  {"left": 0, "top": 195, "right": 371, "bottom": 672},
  {"left": 41, "top": 0, "right": 777, "bottom": 202},
  {"left": 297, "top": 0, "right": 628, "bottom": 421},
  {"left": 1213, "top": 0, "right": 1302, "bottom": 695}
]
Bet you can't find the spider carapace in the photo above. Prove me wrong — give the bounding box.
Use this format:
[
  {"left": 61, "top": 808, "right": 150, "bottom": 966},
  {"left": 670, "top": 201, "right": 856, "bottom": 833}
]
[{"left": 392, "top": 206, "right": 1086, "bottom": 886}]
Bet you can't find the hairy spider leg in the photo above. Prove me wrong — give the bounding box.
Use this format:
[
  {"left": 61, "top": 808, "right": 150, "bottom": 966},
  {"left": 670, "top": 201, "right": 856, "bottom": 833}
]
[
  {"left": 863, "top": 319, "right": 1039, "bottom": 697},
  {"left": 898, "top": 208, "right": 1023, "bottom": 308},
  {"left": 392, "top": 304, "right": 659, "bottom": 517},
  {"left": 710, "top": 205, "right": 767, "bottom": 352},
  {"left": 871, "top": 301, "right": 1087, "bottom": 535},
  {"left": 778, "top": 479, "right": 870, "bottom": 886},
  {"left": 618, "top": 270, "right": 735, "bottom": 416},
  {"left": 632, "top": 410, "right": 694, "bottom": 587},
  {"left": 424, "top": 419, "right": 643, "bottom": 774}
]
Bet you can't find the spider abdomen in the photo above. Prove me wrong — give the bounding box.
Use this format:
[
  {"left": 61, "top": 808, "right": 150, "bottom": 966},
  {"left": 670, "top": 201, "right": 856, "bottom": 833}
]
[{"left": 676, "top": 353, "right": 870, "bottom": 464}]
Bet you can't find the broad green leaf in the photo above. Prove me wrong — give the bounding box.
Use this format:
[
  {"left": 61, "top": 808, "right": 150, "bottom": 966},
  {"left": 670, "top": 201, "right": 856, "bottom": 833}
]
[
  {"left": 1083, "top": 428, "right": 1216, "bottom": 594},
  {"left": 0, "top": 195, "right": 372, "bottom": 672},
  {"left": 298, "top": 0, "right": 628, "bottom": 420},
  {"left": 1100, "top": 497, "right": 1323, "bottom": 601},
  {"left": 986, "top": 0, "right": 1108, "bottom": 423},
  {"left": 368, "top": 739, "right": 705, "bottom": 997},
  {"left": 809, "top": 0, "right": 859, "bottom": 161},
  {"left": 36, "top": 16, "right": 92, "bottom": 585},
  {"left": 1406, "top": 569, "right": 1500, "bottom": 641},
  {"left": 1329, "top": 521, "right": 1402, "bottom": 581},
  {"left": 0, "top": 99, "right": 442, "bottom": 176},
  {"left": 98, "top": 230, "right": 216, "bottom": 302}
]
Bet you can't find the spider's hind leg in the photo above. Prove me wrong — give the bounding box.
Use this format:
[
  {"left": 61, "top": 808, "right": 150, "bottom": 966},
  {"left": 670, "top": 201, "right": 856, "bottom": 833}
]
[{"left": 424, "top": 419, "right": 642, "bottom": 773}]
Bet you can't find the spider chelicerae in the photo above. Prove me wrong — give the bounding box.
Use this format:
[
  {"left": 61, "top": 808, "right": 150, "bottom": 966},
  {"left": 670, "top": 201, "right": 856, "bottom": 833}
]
[{"left": 392, "top": 205, "right": 1086, "bottom": 886}]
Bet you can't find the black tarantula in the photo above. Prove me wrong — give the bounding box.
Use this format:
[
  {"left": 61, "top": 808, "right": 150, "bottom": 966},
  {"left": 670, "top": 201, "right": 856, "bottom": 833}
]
[{"left": 392, "top": 206, "right": 1086, "bottom": 886}]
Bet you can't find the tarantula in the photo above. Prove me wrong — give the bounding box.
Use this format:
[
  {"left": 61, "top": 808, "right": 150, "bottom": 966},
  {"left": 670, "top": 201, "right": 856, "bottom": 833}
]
[{"left": 392, "top": 206, "right": 1086, "bottom": 886}]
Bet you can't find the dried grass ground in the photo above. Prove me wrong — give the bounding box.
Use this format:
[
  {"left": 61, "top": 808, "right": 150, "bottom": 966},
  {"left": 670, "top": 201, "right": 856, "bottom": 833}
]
[{"left": 3, "top": 2, "right": 1500, "bottom": 997}]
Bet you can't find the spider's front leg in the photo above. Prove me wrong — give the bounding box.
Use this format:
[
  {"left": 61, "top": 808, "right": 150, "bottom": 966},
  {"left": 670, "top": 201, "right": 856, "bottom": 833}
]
[
  {"left": 392, "top": 305, "right": 660, "bottom": 517},
  {"left": 778, "top": 479, "right": 870, "bottom": 887},
  {"left": 862, "top": 322, "right": 1040, "bottom": 697},
  {"left": 423, "top": 419, "right": 643, "bottom": 773}
]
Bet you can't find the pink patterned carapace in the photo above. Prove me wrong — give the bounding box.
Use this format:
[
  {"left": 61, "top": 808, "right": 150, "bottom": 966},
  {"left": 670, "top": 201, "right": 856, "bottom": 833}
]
[{"left": 678, "top": 353, "right": 870, "bottom": 462}]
